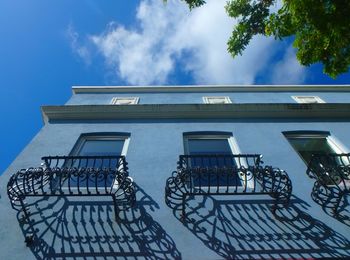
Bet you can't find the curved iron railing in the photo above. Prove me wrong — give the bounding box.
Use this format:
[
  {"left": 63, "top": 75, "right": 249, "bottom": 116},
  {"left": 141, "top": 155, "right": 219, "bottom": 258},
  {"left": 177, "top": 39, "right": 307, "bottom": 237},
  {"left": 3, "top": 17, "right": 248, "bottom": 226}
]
[
  {"left": 7, "top": 155, "right": 136, "bottom": 246},
  {"left": 165, "top": 154, "right": 292, "bottom": 221},
  {"left": 306, "top": 153, "right": 350, "bottom": 215}
]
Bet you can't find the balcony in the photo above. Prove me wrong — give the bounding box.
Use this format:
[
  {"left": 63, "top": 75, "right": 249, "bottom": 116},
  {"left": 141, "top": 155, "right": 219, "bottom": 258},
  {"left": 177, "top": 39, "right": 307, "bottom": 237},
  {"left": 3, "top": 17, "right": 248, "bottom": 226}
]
[
  {"left": 7, "top": 156, "right": 136, "bottom": 245},
  {"left": 306, "top": 153, "right": 350, "bottom": 215},
  {"left": 165, "top": 154, "right": 292, "bottom": 221}
]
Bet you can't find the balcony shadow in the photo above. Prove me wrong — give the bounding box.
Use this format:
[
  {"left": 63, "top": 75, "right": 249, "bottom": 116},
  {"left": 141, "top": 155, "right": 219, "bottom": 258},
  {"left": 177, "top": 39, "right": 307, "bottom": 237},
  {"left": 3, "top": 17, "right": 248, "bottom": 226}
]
[
  {"left": 17, "top": 185, "right": 181, "bottom": 259},
  {"left": 311, "top": 187, "right": 350, "bottom": 226},
  {"left": 171, "top": 195, "right": 350, "bottom": 259}
]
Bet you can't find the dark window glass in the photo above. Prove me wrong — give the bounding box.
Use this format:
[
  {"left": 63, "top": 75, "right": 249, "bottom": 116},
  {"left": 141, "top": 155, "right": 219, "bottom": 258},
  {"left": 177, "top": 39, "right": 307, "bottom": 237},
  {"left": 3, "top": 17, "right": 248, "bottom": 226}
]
[
  {"left": 187, "top": 139, "right": 232, "bottom": 154},
  {"left": 66, "top": 137, "right": 126, "bottom": 188},
  {"left": 286, "top": 135, "right": 345, "bottom": 185},
  {"left": 72, "top": 139, "right": 125, "bottom": 169},
  {"left": 287, "top": 137, "right": 336, "bottom": 164},
  {"left": 186, "top": 138, "right": 241, "bottom": 186},
  {"left": 78, "top": 140, "right": 124, "bottom": 156},
  {"left": 187, "top": 139, "right": 235, "bottom": 168}
]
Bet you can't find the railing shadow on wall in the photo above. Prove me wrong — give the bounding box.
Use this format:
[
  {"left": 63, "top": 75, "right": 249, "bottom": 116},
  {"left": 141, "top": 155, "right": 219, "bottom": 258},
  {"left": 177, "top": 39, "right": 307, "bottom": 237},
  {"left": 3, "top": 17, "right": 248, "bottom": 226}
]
[
  {"left": 306, "top": 153, "right": 350, "bottom": 226},
  {"left": 311, "top": 184, "right": 350, "bottom": 226},
  {"left": 168, "top": 195, "right": 350, "bottom": 259},
  {"left": 16, "top": 184, "right": 181, "bottom": 260}
]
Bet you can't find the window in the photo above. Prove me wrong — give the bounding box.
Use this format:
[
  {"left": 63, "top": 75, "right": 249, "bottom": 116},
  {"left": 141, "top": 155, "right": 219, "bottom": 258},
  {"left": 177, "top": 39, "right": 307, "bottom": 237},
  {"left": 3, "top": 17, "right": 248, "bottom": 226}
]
[
  {"left": 203, "top": 96, "right": 232, "bottom": 104},
  {"left": 292, "top": 96, "right": 325, "bottom": 104},
  {"left": 183, "top": 132, "right": 243, "bottom": 186},
  {"left": 284, "top": 131, "right": 345, "bottom": 164},
  {"left": 284, "top": 131, "right": 348, "bottom": 185},
  {"left": 71, "top": 134, "right": 129, "bottom": 157},
  {"left": 111, "top": 97, "right": 139, "bottom": 105},
  {"left": 66, "top": 133, "right": 130, "bottom": 187}
]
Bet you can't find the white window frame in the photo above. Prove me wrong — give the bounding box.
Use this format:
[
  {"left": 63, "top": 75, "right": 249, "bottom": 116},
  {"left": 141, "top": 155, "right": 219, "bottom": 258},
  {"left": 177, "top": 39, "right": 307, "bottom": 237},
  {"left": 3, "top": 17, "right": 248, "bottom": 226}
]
[
  {"left": 285, "top": 132, "right": 349, "bottom": 186},
  {"left": 203, "top": 96, "right": 232, "bottom": 104},
  {"left": 71, "top": 135, "right": 130, "bottom": 156},
  {"left": 284, "top": 132, "right": 347, "bottom": 156},
  {"left": 64, "top": 134, "right": 130, "bottom": 190},
  {"left": 183, "top": 134, "right": 254, "bottom": 188},
  {"left": 292, "top": 96, "right": 325, "bottom": 104},
  {"left": 111, "top": 97, "right": 139, "bottom": 105}
]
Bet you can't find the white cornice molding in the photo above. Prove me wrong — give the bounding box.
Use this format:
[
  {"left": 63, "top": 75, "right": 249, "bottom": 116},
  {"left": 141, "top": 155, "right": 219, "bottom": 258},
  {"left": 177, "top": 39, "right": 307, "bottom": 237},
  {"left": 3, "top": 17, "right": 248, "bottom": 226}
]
[
  {"left": 41, "top": 103, "right": 350, "bottom": 124},
  {"left": 72, "top": 85, "right": 350, "bottom": 94}
]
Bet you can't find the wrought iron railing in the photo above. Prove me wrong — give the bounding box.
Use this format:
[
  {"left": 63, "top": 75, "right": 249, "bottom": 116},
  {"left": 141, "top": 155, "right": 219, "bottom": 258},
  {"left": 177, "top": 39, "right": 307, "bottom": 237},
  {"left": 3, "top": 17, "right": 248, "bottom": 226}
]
[
  {"left": 177, "top": 154, "right": 261, "bottom": 192},
  {"left": 165, "top": 154, "right": 292, "bottom": 220},
  {"left": 7, "top": 156, "right": 136, "bottom": 244},
  {"left": 306, "top": 153, "right": 350, "bottom": 215}
]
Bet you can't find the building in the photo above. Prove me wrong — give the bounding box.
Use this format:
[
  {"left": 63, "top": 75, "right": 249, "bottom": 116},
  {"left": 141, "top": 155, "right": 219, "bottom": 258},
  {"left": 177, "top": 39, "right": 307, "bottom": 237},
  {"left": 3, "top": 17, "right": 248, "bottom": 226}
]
[{"left": 1, "top": 85, "right": 350, "bottom": 259}]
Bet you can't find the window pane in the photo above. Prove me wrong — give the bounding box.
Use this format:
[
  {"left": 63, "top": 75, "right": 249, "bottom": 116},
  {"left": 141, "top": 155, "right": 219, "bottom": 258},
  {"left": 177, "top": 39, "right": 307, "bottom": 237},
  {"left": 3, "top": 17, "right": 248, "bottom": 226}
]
[
  {"left": 188, "top": 139, "right": 234, "bottom": 167},
  {"left": 286, "top": 136, "right": 344, "bottom": 185},
  {"left": 188, "top": 139, "right": 232, "bottom": 155},
  {"left": 76, "top": 139, "right": 124, "bottom": 169},
  {"left": 67, "top": 138, "right": 126, "bottom": 188},
  {"left": 186, "top": 138, "right": 240, "bottom": 186},
  {"left": 288, "top": 137, "right": 336, "bottom": 164},
  {"left": 78, "top": 140, "right": 124, "bottom": 156}
]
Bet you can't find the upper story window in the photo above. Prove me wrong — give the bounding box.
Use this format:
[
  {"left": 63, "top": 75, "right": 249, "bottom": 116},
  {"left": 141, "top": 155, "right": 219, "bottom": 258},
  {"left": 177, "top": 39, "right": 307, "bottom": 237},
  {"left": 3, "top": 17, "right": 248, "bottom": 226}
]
[
  {"left": 111, "top": 97, "right": 139, "bottom": 105},
  {"left": 284, "top": 131, "right": 348, "bottom": 185},
  {"left": 283, "top": 131, "right": 346, "bottom": 165},
  {"left": 292, "top": 96, "right": 325, "bottom": 104},
  {"left": 203, "top": 96, "right": 232, "bottom": 104},
  {"left": 66, "top": 133, "right": 130, "bottom": 187},
  {"left": 183, "top": 132, "right": 243, "bottom": 186},
  {"left": 185, "top": 135, "right": 234, "bottom": 159},
  {"left": 71, "top": 133, "right": 130, "bottom": 157}
]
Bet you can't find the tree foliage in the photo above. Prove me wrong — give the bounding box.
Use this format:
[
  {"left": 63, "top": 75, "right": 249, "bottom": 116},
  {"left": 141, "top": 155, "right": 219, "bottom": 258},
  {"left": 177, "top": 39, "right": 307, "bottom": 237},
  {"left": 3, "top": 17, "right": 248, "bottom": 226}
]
[{"left": 178, "top": 0, "right": 350, "bottom": 78}]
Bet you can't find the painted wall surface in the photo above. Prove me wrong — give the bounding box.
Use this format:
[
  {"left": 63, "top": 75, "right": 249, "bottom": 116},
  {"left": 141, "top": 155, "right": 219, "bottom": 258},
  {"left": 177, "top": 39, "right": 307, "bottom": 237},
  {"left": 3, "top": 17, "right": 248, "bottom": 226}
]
[
  {"left": 66, "top": 92, "right": 350, "bottom": 105},
  {"left": 1, "top": 118, "right": 350, "bottom": 259}
]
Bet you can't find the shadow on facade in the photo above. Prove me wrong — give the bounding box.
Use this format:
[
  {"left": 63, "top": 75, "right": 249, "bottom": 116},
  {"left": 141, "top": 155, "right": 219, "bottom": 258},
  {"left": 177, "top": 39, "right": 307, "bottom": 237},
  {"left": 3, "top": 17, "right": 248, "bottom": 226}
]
[
  {"left": 333, "top": 197, "right": 350, "bottom": 226},
  {"left": 17, "top": 185, "right": 181, "bottom": 259},
  {"left": 311, "top": 188, "right": 350, "bottom": 226},
  {"left": 171, "top": 195, "right": 350, "bottom": 259}
]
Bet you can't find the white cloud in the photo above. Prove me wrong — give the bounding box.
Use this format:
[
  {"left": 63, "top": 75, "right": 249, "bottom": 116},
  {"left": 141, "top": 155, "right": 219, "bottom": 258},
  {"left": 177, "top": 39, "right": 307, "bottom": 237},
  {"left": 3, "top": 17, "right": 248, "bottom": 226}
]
[
  {"left": 66, "top": 24, "right": 91, "bottom": 65},
  {"left": 90, "top": 0, "right": 186, "bottom": 85},
  {"left": 271, "top": 46, "right": 306, "bottom": 84},
  {"left": 87, "top": 0, "right": 306, "bottom": 85}
]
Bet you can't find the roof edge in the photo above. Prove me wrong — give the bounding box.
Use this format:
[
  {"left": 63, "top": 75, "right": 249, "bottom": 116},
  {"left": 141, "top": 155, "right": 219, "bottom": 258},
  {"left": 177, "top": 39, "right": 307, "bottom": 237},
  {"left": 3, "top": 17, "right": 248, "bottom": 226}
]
[
  {"left": 71, "top": 85, "right": 350, "bottom": 94},
  {"left": 41, "top": 103, "right": 350, "bottom": 124}
]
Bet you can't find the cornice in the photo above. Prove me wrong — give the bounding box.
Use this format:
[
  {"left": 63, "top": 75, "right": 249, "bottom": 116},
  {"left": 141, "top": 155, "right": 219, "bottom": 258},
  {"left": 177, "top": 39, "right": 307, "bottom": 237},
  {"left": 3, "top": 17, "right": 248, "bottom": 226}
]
[
  {"left": 41, "top": 103, "right": 350, "bottom": 124},
  {"left": 72, "top": 85, "right": 350, "bottom": 94}
]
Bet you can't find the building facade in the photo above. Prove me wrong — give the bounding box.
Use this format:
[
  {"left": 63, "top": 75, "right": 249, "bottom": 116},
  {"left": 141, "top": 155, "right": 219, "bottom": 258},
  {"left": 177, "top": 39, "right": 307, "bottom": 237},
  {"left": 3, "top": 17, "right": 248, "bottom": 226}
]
[{"left": 1, "top": 85, "right": 350, "bottom": 259}]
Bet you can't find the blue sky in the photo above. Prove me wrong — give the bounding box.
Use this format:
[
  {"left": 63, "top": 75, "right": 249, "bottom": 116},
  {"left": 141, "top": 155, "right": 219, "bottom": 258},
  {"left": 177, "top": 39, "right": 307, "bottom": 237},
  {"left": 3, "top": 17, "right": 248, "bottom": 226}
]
[{"left": 0, "top": 0, "right": 349, "bottom": 173}]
